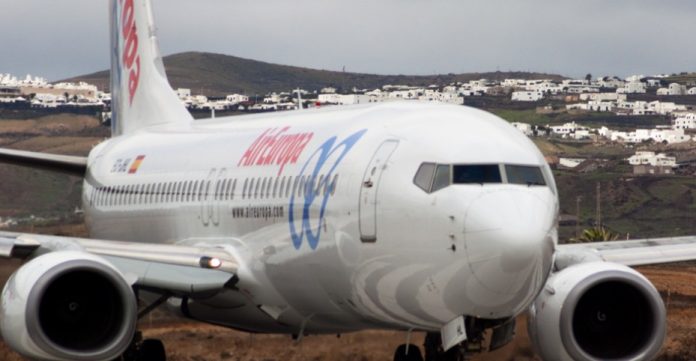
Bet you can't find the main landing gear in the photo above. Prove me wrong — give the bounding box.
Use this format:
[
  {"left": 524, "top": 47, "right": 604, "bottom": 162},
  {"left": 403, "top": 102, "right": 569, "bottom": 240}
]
[
  {"left": 393, "top": 318, "right": 516, "bottom": 361},
  {"left": 115, "top": 293, "right": 171, "bottom": 361},
  {"left": 115, "top": 332, "right": 167, "bottom": 361},
  {"left": 393, "top": 333, "right": 468, "bottom": 361}
]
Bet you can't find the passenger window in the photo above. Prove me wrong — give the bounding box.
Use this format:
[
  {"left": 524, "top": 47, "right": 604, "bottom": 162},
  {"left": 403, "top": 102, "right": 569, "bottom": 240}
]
[
  {"left": 317, "top": 175, "right": 324, "bottom": 194},
  {"left": 224, "top": 179, "right": 231, "bottom": 200},
  {"left": 191, "top": 181, "right": 199, "bottom": 202},
  {"left": 204, "top": 179, "right": 212, "bottom": 202},
  {"left": 286, "top": 176, "right": 292, "bottom": 198},
  {"left": 414, "top": 163, "right": 436, "bottom": 192},
  {"left": 505, "top": 165, "right": 546, "bottom": 186},
  {"left": 453, "top": 165, "right": 502, "bottom": 184},
  {"left": 164, "top": 183, "right": 170, "bottom": 203},
  {"left": 292, "top": 176, "right": 299, "bottom": 198},
  {"left": 254, "top": 177, "right": 260, "bottom": 199},
  {"left": 279, "top": 177, "right": 286, "bottom": 198},
  {"left": 124, "top": 185, "right": 131, "bottom": 205},
  {"left": 175, "top": 182, "right": 182, "bottom": 202},
  {"left": 243, "top": 178, "right": 249, "bottom": 200},
  {"left": 231, "top": 179, "right": 237, "bottom": 200},
  {"left": 261, "top": 178, "right": 267, "bottom": 199},
  {"left": 272, "top": 177, "right": 279, "bottom": 198},
  {"left": 431, "top": 165, "right": 451, "bottom": 192},
  {"left": 298, "top": 176, "right": 306, "bottom": 197}
]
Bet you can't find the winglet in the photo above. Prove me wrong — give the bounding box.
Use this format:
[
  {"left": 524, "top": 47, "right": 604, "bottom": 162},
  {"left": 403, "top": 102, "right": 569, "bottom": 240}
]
[{"left": 109, "top": 0, "right": 192, "bottom": 136}]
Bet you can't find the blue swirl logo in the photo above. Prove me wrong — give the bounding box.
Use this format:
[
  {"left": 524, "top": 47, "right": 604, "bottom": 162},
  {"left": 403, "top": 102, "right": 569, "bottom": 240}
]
[{"left": 289, "top": 129, "right": 367, "bottom": 250}]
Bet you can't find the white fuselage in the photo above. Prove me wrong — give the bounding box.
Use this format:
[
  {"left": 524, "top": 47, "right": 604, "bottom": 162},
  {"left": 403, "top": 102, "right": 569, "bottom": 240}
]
[{"left": 82, "top": 102, "right": 558, "bottom": 334}]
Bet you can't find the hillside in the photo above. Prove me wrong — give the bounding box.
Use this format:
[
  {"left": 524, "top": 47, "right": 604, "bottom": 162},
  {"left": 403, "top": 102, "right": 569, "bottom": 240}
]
[{"left": 67, "top": 51, "right": 566, "bottom": 96}]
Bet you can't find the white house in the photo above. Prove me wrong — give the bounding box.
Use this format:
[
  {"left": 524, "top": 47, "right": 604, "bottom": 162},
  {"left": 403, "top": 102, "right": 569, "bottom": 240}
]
[
  {"left": 587, "top": 100, "right": 614, "bottom": 112},
  {"left": 320, "top": 87, "right": 337, "bottom": 94},
  {"left": 673, "top": 113, "right": 696, "bottom": 129},
  {"left": 512, "top": 91, "right": 544, "bottom": 102},
  {"left": 668, "top": 83, "right": 687, "bottom": 95},
  {"left": 597, "top": 77, "right": 625, "bottom": 89},
  {"left": 627, "top": 151, "right": 677, "bottom": 167},
  {"left": 559, "top": 158, "right": 585, "bottom": 168},
  {"left": 226, "top": 94, "right": 249, "bottom": 104},
  {"left": 511, "top": 122, "right": 533, "bottom": 136},
  {"left": 549, "top": 122, "right": 586, "bottom": 137},
  {"left": 318, "top": 94, "right": 371, "bottom": 105},
  {"left": 618, "top": 80, "right": 647, "bottom": 94},
  {"left": 580, "top": 93, "right": 626, "bottom": 102}
]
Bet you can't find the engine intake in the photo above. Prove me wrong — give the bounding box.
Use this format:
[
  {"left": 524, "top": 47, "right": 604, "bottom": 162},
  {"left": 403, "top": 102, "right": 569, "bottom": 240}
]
[
  {"left": 528, "top": 262, "right": 665, "bottom": 361},
  {"left": 1, "top": 251, "right": 137, "bottom": 361}
]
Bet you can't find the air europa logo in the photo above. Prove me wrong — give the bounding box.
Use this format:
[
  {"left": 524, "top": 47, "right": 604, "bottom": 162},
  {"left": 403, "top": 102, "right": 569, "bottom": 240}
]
[
  {"left": 289, "top": 129, "right": 367, "bottom": 250},
  {"left": 238, "top": 127, "right": 314, "bottom": 176},
  {"left": 120, "top": 0, "right": 140, "bottom": 105}
]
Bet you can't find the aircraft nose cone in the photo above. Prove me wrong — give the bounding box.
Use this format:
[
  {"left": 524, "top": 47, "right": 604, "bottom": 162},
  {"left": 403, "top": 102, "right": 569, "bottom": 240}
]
[{"left": 464, "top": 189, "right": 555, "bottom": 296}]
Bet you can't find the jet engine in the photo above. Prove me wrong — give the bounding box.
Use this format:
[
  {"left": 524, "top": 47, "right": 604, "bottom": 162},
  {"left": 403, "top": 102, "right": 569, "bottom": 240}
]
[
  {"left": 527, "top": 262, "right": 665, "bottom": 361},
  {"left": 0, "top": 251, "right": 137, "bottom": 361}
]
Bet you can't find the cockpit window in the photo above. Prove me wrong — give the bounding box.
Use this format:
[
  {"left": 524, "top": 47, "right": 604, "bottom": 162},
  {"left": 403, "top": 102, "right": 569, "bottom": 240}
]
[
  {"left": 413, "top": 163, "right": 436, "bottom": 192},
  {"left": 453, "top": 165, "right": 502, "bottom": 184},
  {"left": 414, "top": 162, "right": 547, "bottom": 193},
  {"left": 431, "top": 165, "right": 451, "bottom": 192},
  {"left": 505, "top": 165, "right": 546, "bottom": 186}
]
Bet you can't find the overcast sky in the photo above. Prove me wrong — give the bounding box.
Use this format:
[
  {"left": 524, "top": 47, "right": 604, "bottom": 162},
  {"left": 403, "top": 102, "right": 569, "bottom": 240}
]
[{"left": 1, "top": 0, "right": 695, "bottom": 81}]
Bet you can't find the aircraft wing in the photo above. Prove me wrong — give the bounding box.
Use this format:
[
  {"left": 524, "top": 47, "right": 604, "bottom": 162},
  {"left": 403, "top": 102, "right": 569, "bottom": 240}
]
[
  {"left": 0, "top": 148, "right": 87, "bottom": 176},
  {"left": 556, "top": 235, "right": 696, "bottom": 269},
  {"left": 0, "top": 231, "right": 239, "bottom": 295}
]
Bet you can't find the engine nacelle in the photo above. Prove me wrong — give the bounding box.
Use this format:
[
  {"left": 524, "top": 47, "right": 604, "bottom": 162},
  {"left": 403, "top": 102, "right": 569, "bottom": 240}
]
[
  {"left": 1, "top": 251, "right": 137, "bottom": 361},
  {"left": 528, "top": 262, "right": 665, "bottom": 361}
]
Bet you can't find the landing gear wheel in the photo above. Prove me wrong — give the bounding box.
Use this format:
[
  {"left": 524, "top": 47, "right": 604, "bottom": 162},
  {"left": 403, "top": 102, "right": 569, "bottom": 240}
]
[
  {"left": 139, "top": 339, "right": 166, "bottom": 361},
  {"left": 424, "top": 333, "right": 465, "bottom": 361},
  {"left": 393, "top": 343, "right": 424, "bottom": 361},
  {"left": 118, "top": 332, "right": 167, "bottom": 361}
]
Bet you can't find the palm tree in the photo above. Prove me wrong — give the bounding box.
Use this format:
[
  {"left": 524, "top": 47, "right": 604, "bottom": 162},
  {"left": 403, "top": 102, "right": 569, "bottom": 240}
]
[{"left": 579, "top": 226, "right": 619, "bottom": 242}]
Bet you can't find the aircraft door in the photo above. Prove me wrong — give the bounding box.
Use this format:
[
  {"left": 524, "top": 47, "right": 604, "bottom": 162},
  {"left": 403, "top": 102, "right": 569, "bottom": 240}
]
[
  {"left": 210, "top": 168, "right": 225, "bottom": 226},
  {"left": 200, "top": 168, "right": 217, "bottom": 226},
  {"left": 359, "top": 140, "right": 399, "bottom": 242}
]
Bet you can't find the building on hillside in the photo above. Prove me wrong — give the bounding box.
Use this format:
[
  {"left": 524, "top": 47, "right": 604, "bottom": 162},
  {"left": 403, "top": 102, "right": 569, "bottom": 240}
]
[
  {"left": 597, "top": 76, "right": 625, "bottom": 89},
  {"left": 628, "top": 151, "right": 677, "bottom": 175},
  {"left": 669, "top": 83, "right": 688, "bottom": 95},
  {"left": 673, "top": 113, "right": 696, "bottom": 129},
  {"left": 0, "top": 86, "right": 21, "bottom": 99},
  {"left": 511, "top": 122, "right": 533, "bottom": 136},
  {"left": 549, "top": 122, "right": 591, "bottom": 139},
  {"left": 559, "top": 158, "right": 607, "bottom": 172},
  {"left": 579, "top": 93, "right": 626, "bottom": 102},
  {"left": 320, "top": 87, "right": 336, "bottom": 94},
  {"left": 618, "top": 80, "right": 647, "bottom": 94},
  {"left": 226, "top": 94, "right": 249, "bottom": 104},
  {"left": 512, "top": 91, "right": 544, "bottom": 102},
  {"left": 628, "top": 151, "right": 676, "bottom": 166},
  {"left": 318, "top": 94, "right": 371, "bottom": 105},
  {"left": 587, "top": 100, "right": 614, "bottom": 112}
]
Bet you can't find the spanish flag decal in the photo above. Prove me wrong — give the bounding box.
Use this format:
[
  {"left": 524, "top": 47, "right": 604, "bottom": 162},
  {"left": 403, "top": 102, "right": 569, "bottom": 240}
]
[{"left": 128, "top": 155, "right": 146, "bottom": 174}]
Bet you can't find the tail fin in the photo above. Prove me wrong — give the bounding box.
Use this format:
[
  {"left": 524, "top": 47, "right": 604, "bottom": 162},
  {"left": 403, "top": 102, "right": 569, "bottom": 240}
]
[{"left": 109, "top": 0, "right": 192, "bottom": 136}]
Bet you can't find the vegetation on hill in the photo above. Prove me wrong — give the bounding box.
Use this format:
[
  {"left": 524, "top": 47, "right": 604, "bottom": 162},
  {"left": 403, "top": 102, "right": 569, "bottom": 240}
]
[
  {"left": 67, "top": 51, "right": 566, "bottom": 96},
  {"left": 664, "top": 72, "right": 696, "bottom": 86}
]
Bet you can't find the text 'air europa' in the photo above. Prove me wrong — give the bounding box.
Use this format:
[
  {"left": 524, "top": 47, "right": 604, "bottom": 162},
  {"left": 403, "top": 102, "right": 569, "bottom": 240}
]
[{"left": 238, "top": 127, "right": 314, "bottom": 176}]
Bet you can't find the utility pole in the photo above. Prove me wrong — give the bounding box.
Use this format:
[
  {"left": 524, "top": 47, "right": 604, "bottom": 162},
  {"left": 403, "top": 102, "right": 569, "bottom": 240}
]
[{"left": 595, "top": 182, "right": 601, "bottom": 229}]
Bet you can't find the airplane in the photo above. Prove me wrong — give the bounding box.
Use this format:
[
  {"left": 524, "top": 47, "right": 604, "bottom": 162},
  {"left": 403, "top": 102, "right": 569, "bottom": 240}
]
[{"left": 0, "top": 1, "right": 695, "bottom": 360}]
